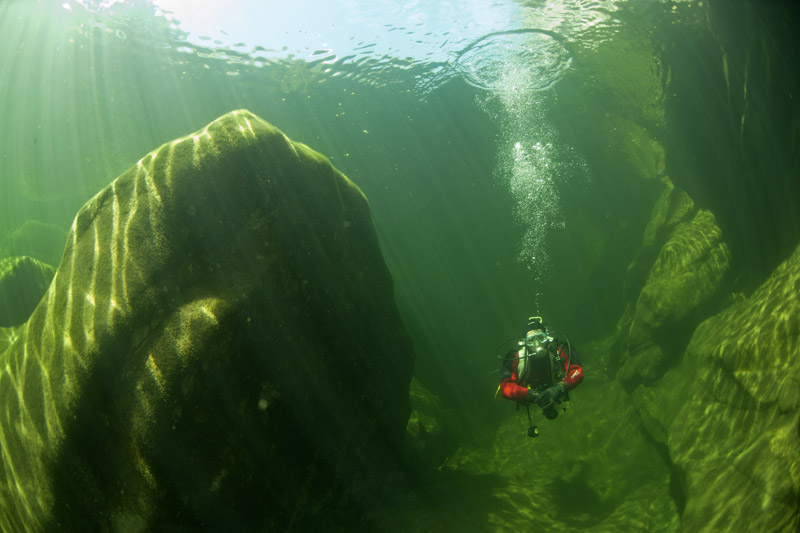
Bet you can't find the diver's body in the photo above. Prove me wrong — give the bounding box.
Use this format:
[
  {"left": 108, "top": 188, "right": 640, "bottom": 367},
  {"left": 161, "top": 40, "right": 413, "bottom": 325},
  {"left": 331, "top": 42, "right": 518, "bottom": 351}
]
[{"left": 498, "top": 316, "right": 583, "bottom": 419}]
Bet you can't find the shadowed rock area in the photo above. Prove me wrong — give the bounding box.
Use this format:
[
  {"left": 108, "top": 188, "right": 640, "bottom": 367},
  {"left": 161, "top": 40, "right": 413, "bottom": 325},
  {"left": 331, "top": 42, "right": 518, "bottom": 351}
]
[{"left": 0, "top": 110, "right": 413, "bottom": 531}]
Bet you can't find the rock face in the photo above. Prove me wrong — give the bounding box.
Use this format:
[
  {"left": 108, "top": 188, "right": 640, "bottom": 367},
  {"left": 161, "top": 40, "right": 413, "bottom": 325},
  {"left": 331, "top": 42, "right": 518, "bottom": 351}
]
[
  {"left": 0, "top": 256, "right": 55, "bottom": 326},
  {"left": 617, "top": 181, "right": 731, "bottom": 389},
  {"left": 667, "top": 241, "right": 800, "bottom": 532},
  {"left": 0, "top": 110, "right": 413, "bottom": 531}
]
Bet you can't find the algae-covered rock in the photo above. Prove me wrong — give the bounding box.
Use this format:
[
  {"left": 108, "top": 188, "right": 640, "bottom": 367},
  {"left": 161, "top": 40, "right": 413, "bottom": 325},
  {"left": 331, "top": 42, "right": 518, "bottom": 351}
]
[
  {"left": 0, "top": 110, "right": 413, "bottom": 531},
  {"left": 0, "top": 256, "right": 55, "bottom": 327},
  {"left": 0, "top": 326, "right": 20, "bottom": 354},
  {"left": 631, "top": 384, "right": 668, "bottom": 446},
  {"left": 666, "top": 241, "right": 800, "bottom": 533},
  {"left": 1, "top": 219, "right": 68, "bottom": 268},
  {"left": 618, "top": 182, "right": 731, "bottom": 390},
  {"left": 624, "top": 182, "right": 696, "bottom": 302}
]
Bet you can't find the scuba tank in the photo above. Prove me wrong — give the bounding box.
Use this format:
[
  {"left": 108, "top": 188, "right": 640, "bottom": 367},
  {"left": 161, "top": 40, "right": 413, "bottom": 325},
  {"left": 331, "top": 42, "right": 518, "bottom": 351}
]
[{"left": 525, "top": 332, "right": 573, "bottom": 430}]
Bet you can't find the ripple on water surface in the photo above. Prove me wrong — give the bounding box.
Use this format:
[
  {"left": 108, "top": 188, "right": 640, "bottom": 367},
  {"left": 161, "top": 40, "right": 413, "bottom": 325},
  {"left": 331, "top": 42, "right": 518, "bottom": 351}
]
[{"left": 455, "top": 29, "right": 573, "bottom": 92}]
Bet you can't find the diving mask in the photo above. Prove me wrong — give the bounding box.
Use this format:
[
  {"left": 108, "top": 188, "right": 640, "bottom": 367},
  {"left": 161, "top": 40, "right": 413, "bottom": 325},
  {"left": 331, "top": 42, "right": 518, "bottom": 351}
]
[{"left": 525, "top": 331, "right": 547, "bottom": 351}]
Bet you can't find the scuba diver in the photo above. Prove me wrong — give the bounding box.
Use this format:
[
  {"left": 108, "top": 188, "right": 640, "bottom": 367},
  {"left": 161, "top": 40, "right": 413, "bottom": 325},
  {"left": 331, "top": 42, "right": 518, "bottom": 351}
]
[{"left": 496, "top": 316, "right": 584, "bottom": 437}]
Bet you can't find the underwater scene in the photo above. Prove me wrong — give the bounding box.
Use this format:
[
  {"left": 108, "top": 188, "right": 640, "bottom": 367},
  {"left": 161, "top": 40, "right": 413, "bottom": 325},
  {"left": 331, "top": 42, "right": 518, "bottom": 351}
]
[{"left": 1, "top": 0, "right": 798, "bottom": 531}]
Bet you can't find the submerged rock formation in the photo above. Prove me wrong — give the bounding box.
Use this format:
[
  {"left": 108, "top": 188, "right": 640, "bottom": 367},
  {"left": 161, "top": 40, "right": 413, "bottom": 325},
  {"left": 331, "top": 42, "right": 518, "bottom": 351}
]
[
  {"left": 617, "top": 181, "right": 731, "bottom": 389},
  {"left": 667, "top": 241, "right": 800, "bottom": 532},
  {"left": 0, "top": 110, "right": 413, "bottom": 531}
]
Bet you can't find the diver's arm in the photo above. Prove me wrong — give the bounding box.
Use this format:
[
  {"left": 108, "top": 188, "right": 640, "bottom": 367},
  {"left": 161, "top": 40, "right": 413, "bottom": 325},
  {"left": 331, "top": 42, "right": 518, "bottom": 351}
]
[
  {"left": 558, "top": 346, "right": 584, "bottom": 390},
  {"left": 499, "top": 375, "right": 530, "bottom": 401}
]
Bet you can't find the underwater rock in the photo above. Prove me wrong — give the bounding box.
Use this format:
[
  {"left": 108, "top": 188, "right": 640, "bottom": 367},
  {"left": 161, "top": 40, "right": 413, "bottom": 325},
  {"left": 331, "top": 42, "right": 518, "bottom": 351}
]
[
  {"left": 618, "top": 182, "right": 731, "bottom": 390},
  {"left": 0, "top": 110, "right": 413, "bottom": 531},
  {"left": 1, "top": 219, "right": 68, "bottom": 268},
  {"left": 0, "top": 326, "right": 20, "bottom": 354},
  {"left": 667, "top": 240, "right": 800, "bottom": 532},
  {"left": 624, "top": 182, "right": 696, "bottom": 303},
  {"left": 670, "top": 242, "right": 800, "bottom": 529},
  {"left": 0, "top": 256, "right": 55, "bottom": 327},
  {"left": 631, "top": 384, "right": 668, "bottom": 446}
]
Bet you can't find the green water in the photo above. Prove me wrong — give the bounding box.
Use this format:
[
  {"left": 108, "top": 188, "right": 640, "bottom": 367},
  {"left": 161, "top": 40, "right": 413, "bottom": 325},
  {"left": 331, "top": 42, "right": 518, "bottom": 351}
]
[{"left": 1, "top": 0, "right": 799, "bottom": 530}]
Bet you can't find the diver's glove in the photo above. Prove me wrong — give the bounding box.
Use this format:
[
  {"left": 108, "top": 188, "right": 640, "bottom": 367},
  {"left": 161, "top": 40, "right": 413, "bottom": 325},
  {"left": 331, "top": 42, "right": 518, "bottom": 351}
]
[
  {"left": 536, "top": 382, "right": 567, "bottom": 410},
  {"left": 524, "top": 389, "right": 539, "bottom": 406}
]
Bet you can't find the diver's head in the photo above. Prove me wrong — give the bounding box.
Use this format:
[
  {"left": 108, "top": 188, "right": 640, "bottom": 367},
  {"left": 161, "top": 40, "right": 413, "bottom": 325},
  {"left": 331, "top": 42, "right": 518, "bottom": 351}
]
[{"left": 523, "top": 316, "right": 548, "bottom": 356}]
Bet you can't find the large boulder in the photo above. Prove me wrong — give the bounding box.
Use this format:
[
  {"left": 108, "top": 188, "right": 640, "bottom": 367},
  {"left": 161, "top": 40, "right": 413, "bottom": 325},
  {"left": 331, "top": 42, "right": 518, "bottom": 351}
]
[
  {"left": 667, "top": 241, "right": 800, "bottom": 532},
  {"left": 0, "top": 256, "right": 55, "bottom": 326},
  {"left": 0, "top": 110, "right": 413, "bottom": 531}
]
